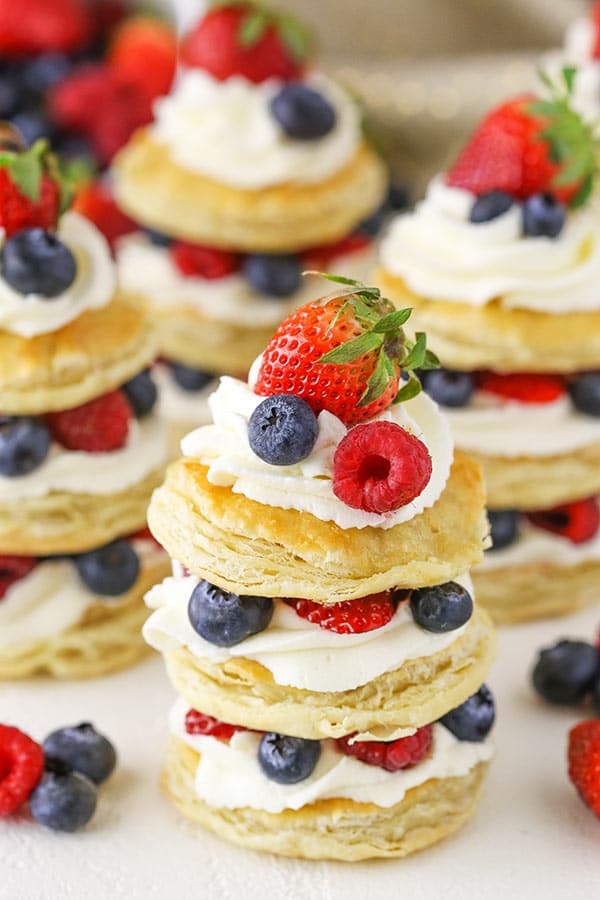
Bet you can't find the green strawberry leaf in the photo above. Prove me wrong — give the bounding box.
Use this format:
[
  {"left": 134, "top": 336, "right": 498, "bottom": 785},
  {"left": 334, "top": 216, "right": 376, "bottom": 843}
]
[
  {"left": 277, "top": 13, "right": 312, "bottom": 61},
  {"left": 239, "top": 9, "right": 269, "bottom": 47},
  {"left": 372, "top": 308, "right": 412, "bottom": 333},
  {"left": 401, "top": 332, "right": 427, "bottom": 370},
  {"left": 318, "top": 331, "right": 382, "bottom": 364},
  {"left": 420, "top": 348, "right": 441, "bottom": 370},
  {"left": 394, "top": 372, "right": 422, "bottom": 404},
  {"left": 315, "top": 272, "right": 365, "bottom": 288},
  {"left": 358, "top": 350, "right": 390, "bottom": 407},
  {"left": 562, "top": 66, "right": 576, "bottom": 93},
  {"left": 570, "top": 173, "right": 594, "bottom": 208}
]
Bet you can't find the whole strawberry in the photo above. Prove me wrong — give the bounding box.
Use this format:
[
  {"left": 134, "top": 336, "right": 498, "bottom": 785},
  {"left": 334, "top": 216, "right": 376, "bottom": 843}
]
[
  {"left": 0, "top": 138, "right": 65, "bottom": 239},
  {"left": 108, "top": 14, "right": 177, "bottom": 100},
  {"left": 568, "top": 719, "right": 600, "bottom": 819}
]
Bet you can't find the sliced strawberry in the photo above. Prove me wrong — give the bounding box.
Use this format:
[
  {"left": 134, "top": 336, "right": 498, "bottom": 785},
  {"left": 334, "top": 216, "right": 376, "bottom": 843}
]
[
  {"left": 184, "top": 710, "right": 247, "bottom": 743},
  {"left": 478, "top": 372, "right": 566, "bottom": 404},
  {"left": 0, "top": 556, "right": 37, "bottom": 601},
  {"left": 170, "top": 242, "right": 239, "bottom": 280},
  {"left": 527, "top": 498, "right": 600, "bottom": 545},
  {"left": 288, "top": 590, "right": 403, "bottom": 634}
]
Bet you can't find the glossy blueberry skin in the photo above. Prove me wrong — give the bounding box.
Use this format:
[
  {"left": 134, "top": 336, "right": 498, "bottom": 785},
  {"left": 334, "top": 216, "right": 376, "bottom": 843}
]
[
  {"left": 469, "top": 191, "right": 513, "bottom": 223},
  {"left": 243, "top": 253, "right": 302, "bottom": 298},
  {"left": 270, "top": 83, "right": 336, "bottom": 140},
  {"left": 22, "top": 53, "right": 71, "bottom": 96},
  {"left": 248, "top": 394, "right": 318, "bottom": 466},
  {"left": 258, "top": 733, "right": 321, "bottom": 784},
  {"left": 532, "top": 640, "right": 599, "bottom": 704},
  {"left": 30, "top": 770, "right": 97, "bottom": 832},
  {"left": 440, "top": 685, "right": 495, "bottom": 742},
  {"left": 410, "top": 581, "right": 473, "bottom": 633},
  {"left": 169, "top": 362, "right": 213, "bottom": 392},
  {"left": 188, "top": 580, "right": 274, "bottom": 647},
  {"left": 0, "top": 416, "right": 51, "bottom": 476},
  {"left": 0, "top": 62, "right": 24, "bottom": 118},
  {"left": 358, "top": 203, "right": 386, "bottom": 237},
  {"left": 10, "top": 110, "right": 53, "bottom": 145},
  {"left": 522, "top": 193, "right": 566, "bottom": 238},
  {"left": 568, "top": 372, "right": 600, "bottom": 417},
  {"left": 143, "top": 227, "right": 173, "bottom": 248},
  {"left": 1, "top": 228, "right": 77, "bottom": 297},
  {"left": 73, "top": 540, "right": 140, "bottom": 597},
  {"left": 488, "top": 509, "right": 520, "bottom": 551},
  {"left": 42, "top": 723, "right": 116, "bottom": 785},
  {"left": 122, "top": 369, "right": 157, "bottom": 418},
  {"left": 421, "top": 368, "right": 474, "bottom": 408}
]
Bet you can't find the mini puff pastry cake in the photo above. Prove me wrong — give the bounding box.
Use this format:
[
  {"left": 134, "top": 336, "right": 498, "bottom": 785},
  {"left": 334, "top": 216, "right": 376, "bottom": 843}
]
[
  {"left": 377, "top": 70, "right": 600, "bottom": 623},
  {"left": 0, "top": 132, "right": 169, "bottom": 679},
  {"left": 112, "top": 1, "right": 387, "bottom": 447},
  {"left": 144, "top": 277, "right": 496, "bottom": 861}
]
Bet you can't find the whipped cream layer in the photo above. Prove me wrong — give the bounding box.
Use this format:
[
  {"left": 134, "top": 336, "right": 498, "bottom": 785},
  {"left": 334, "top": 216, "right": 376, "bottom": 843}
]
[
  {"left": 116, "top": 233, "right": 375, "bottom": 327},
  {"left": 0, "top": 413, "right": 167, "bottom": 501},
  {"left": 446, "top": 392, "right": 600, "bottom": 458},
  {"left": 380, "top": 176, "right": 600, "bottom": 314},
  {"left": 152, "top": 70, "right": 361, "bottom": 189},
  {"left": 180, "top": 375, "right": 454, "bottom": 530},
  {"left": 478, "top": 516, "right": 600, "bottom": 571},
  {"left": 154, "top": 364, "right": 216, "bottom": 431},
  {"left": 144, "top": 570, "right": 472, "bottom": 693},
  {"left": 546, "top": 17, "right": 600, "bottom": 124},
  {"left": 0, "top": 213, "right": 116, "bottom": 337},
  {"left": 170, "top": 702, "right": 493, "bottom": 813}
]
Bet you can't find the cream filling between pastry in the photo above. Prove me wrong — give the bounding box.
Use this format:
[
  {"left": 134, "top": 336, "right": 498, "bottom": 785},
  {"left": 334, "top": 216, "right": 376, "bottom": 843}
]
[{"left": 477, "top": 518, "right": 600, "bottom": 571}]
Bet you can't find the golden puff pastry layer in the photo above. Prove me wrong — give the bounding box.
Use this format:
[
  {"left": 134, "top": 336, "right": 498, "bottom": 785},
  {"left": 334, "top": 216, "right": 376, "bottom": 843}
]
[
  {"left": 163, "top": 736, "right": 488, "bottom": 861},
  {"left": 113, "top": 131, "right": 387, "bottom": 253}
]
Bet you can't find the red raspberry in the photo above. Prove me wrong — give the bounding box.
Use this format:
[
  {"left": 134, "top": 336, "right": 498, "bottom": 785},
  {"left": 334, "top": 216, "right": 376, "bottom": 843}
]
[
  {"left": 0, "top": 556, "right": 37, "bottom": 601},
  {"left": 478, "top": 372, "right": 565, "bottom": 404},
  {"left": 0, "top": 725, "right": 44, "bottom": 817},
  {"left": 568, "top": 719, "right": 600, "bottom": 819},
  {"left": 333, "top": 421, "right": 432, "bottom": 514},
  {"left": 527, "top": 498, "right": 600, "bottom": 545},
  {"left": 288, "top": 590, "right": 405, "bottom": 634},
  {"left": 336, "top": 725, "right": 433, "bottom": 772},
  {"left": 170, "top": 242, "right": 239, "bottom": 280},
  {"left": 184, "top": 710, "right": 246, "bottom": 743},
  {"left": 73, "top": 181, "right": 137, "bottom": 252},
  {"left": 302, "top": 233, "right": 371, "bottom": 270},
  {"left": 46, "top": 391, "right": 132, "bottom": 453}
]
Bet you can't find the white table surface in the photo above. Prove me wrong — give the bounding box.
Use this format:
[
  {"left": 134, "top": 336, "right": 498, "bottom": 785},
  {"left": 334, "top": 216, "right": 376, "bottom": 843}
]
[{"left": 2, "top": 603, "right": 600, "bottom": 900}]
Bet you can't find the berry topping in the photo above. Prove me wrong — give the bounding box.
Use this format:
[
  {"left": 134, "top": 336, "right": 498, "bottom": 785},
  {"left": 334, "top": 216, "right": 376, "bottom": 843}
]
[
  {"left": 333, "top": 421, "right": 432, "bottom": 514},
  {"left": 522, "top": 192, "right": 566, "bottom": 237},
  {"left": 0, "top": 555, "right": 36, "bottom": 600},
  {"left": 469, "top": 190, "right": 514, "bottom": 223},
  {"left": 0, "top": 725, "right": 44, "bottom": 817},
  {"left": 0, "top": 416, "right": 51, "bottom": 477},
  {"left": 121, "top": 370, "right": 157, "bottom": 419},
  {"left": 169, "top": 362, "right": 214, "bottom": 393},
  {"left": 357, "top": 206, "right": 386, "bottom": 238},
  {"left": 568, "top": 720, "right": 600, "bottom": 819},
  {"left": 247, "top": 394, "right": 318, "bottom": 466},
  {"left": 1, "top": 228, "right": 77, "bottom": 298},
  {"left": 527, "top": 498, "right": 600, "bottom": 545},
  {"left": 258, "top": 733, "right": 320, "bottom": 784},
  {"left": 487, "top": 509, "right": 520, "bottom": 551},
  {"left": 288, "top": 590, "right": 403, "bottom": 634},
  {"left": 302, "top": 233, "right": 371, "bottom": 270},
  {"left": 188, "top": 580, "right": 274, "bottom": 647},
  {"left": 568, "top": 372, "right": 600, "bottom": 417},
  {"left": 73, "top": 540, "right": 140, "bottom": 597},
  {"left": 30, "top": 767, "right": 97, "bottom": 832},
  {"left": 171, "top": 241, "right": 239, "bottom": 280},
  {"left": 42, "top": 723, "right": 116, "bottom": 785},
  {"left": 0, "top": 143, "right": 62, "bottom": 239},
  {"left": 335, "top": 725, "right": 433, "bottom": 772},
  {"left": 440, "top": 685, "right": 496, "bottom": 742},
  {"left": 422, "top": 368, "right": 475, "bottom": 408},
  {"left": 532, "top": 640, "right": 599, "bottom": 704},
  {"left": 73, "top": 181, "right": 137, "bottom": 252},
  {"left": 410, "top": 581, "right": 473, "bottom": 633},
  {"left": 144, "top": 227, "right": 172, "bottom": 248},
  {"left": 46, "top": 390, "right": 132, "bottom": 453},
  {"left": 180, "top": 3, "right": 310, "bottom": 84},
  {"left": 185, "top": 710, "right": 247, "bottom": 743},
  {"left": 0, "top": 0, "right": 92, "bottom": 56},
  {"left": 478, "top": 372, "right": 565, "bottom": 404},
  {"left": 108, "top": 14, "right": 177, "bottom": 100},
  {"left": 242, "top": 253, "right": 302, "bottom": 298},
  {"left": 270, "top": 83, "right": 336, "bottom": 140}
]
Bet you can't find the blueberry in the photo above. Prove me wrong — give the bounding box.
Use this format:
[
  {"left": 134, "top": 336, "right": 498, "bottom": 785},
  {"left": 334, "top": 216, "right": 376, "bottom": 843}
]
[
  {"left": 243, "top": 253, "right": 302, "bottom": 298},
  {"left": 1, "top": 228, "right": 77, "bottom": 298},
  {"left": 0, "top": 63, "right": 24, "bottom": 118},
  {"left": 74, "top": 540, "right": 140, "bottom": 597},
  {"left": 143, "top": 227, "right": 172, "bottom": 247},
  {"left": 568, "top": 372, "right": 600, "bottom": 417},
  {"left": 42, "top": 723, "right": 116, "bottom": 785},
  {"left": 421, "top": 368, "right": 474, "bottom": 408},
  {"left": 122, "top": 369, "right": 157, "bottom": 418},
  {"left": 487, "top": 509, "right": 519, "bottom": 551},
  {"left": 29, "top": 768, "right": 97, "bottom": 832},
  {"left": 387, "top": 182, "right": 410, "bottom": 211},
  {"left": 258, "top": 733, "right": 321, "bottom": 784},
  {"left": 169, "top": 362, "right": 213, "bottom": 392},
  {"left": 593, "top": 675, "right": 600, "bottom": 715},
  {"left": 10, "top": 110, "right": 53, "bottom": 146},
  {"left": 188, "top": 580, "right": 273, "bottom": 647},
  {"left": 358, "top": 203, "right": 386, "bottom": 237},
  {"left": 248, "top": 394, "right": 318, "bottom": 466},
  {"left": 469, "top": 190, "right": 513, "bottom": 223},
  {"left": 410, "top": 581, "right": 473, "bottom": 633},
  {"left": 440, "top": 685, "right": 495, "bottom": 742},
  {"left": 522, "top": 193, "right": 566, "bottom": 238},
  {"left": 0, "top": 416, "right": 51, "bottom": 476},
  {"left": 532, "top": 640, "right": 599, "bottom": 704},
  {"left": 270, "top": 83, "right": 336, "bottom": 140},
  {"left": 22, "top": 53, "right": 71, "bottom": 96}
]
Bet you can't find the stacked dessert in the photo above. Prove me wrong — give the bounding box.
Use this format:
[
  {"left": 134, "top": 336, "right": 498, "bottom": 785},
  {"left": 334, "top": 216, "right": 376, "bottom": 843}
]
[
  {"left": 112, "top": 1, "right": 387, "bottom": 447},
  {"left": 377, "top": 71, "right": 600, "bottom": 623},
  {"left": 144, "top": 277, "right": 496, "bottom": 860},
  {"left": 0, "top": 131, "right": 169, "bottom": 678}
]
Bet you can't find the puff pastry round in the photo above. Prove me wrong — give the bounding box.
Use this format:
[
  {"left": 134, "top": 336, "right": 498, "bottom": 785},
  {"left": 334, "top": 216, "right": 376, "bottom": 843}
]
[
  {"left": 113, "top": 131, "right": 387, "bottom": 253},
  {"left": 147, "top": 453, "right": 490, "bottom": 603},
  {"left": 163, "top": 736, "right": 488, "bottom": 861}
]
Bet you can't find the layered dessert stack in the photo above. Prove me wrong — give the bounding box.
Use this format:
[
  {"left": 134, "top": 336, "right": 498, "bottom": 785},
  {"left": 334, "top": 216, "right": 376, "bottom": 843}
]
[
  {"left": 144, "top": 278, "right": 496, "bottom": 860},
  {"left": 377, "top": 71, "right": 600, "bottom": 623},
  {"left": 0, "top": 131, "right": 169, "bottom": 678},
  {"left": 112, "top": 1, "right": 387, "bottom": 447}
]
